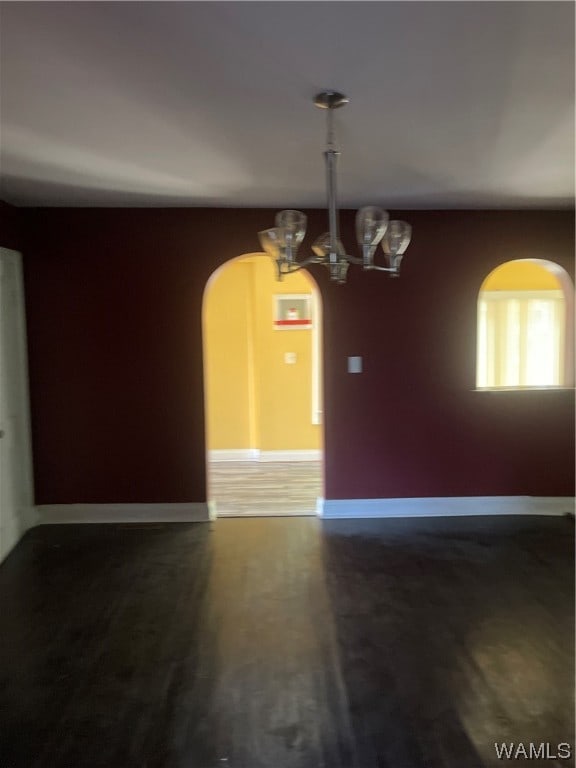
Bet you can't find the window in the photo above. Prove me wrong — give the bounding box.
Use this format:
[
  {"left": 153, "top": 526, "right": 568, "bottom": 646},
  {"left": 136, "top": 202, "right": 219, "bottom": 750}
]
[{"left": 476, "top": 260, "right": 573, "bottom": 389}]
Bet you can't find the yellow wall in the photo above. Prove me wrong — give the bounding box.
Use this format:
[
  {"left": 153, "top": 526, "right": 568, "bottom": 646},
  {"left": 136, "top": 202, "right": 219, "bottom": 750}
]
[
  {"left": 203, "top": 254, "right": 322, "bottom": 451},
  {"left": 482, "top": 260, "right": 561, "bottom": 291},
  {"left": 203, "top": 262, "right": 253, "bottom": 449}
]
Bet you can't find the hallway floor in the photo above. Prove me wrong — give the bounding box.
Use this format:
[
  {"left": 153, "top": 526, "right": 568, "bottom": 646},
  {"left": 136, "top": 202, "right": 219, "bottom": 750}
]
[
  {"left": 0, "top": 515, "right": 573, "bottom": 768},
  {"left": 208, "top": 460, "right": 322, "bottom": 516}
]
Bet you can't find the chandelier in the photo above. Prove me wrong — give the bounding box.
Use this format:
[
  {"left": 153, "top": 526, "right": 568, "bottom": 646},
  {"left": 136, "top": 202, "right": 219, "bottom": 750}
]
[{"left": 258, "top": 91, "right": 412, "bottom": 285}]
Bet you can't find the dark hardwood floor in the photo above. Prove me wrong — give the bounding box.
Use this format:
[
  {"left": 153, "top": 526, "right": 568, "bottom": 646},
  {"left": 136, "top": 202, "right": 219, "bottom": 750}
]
[{"left": 0, "top": 515, "right": 573, "bottom": 768}]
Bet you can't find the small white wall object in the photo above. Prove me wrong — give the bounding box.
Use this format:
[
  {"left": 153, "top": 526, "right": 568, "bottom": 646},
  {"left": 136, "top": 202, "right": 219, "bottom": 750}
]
[
  {"left": 284, "top": 352, "right": 297, "bottom": 364},
  {"left": 348, "top": 356, "right": 363, "bottom": 374}
]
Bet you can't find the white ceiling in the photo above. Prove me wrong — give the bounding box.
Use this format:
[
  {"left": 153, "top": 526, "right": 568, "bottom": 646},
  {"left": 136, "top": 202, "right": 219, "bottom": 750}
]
[{"left": 0, "top": 1, "right": 574, "bottom": 208}]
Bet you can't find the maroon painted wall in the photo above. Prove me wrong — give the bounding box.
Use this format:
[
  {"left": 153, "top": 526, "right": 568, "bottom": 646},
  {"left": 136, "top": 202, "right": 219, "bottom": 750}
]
[{"left": 19, "top": 208, "right": 575, "bottom": 504}]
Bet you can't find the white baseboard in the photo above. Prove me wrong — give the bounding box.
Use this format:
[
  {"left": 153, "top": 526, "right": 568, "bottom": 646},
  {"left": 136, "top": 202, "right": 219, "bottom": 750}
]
[
  {"left": 529, "top": 497, "right": 575, "bottom": 515},
  {"left": 35, "top": 503, "right": 211, "bottom": 525},
  {"left": 318, "top": 496, "right": 575, "bottom": 519},
  {"left": 31, "top": 497, "right": 574, "bottom": 525},
  {"left": 208, "top": 449, "right": 322, "bottom": 462},
  {"left": 207, "top": 500, "right": 218, "bottom": 520},
  {"left": 208, "top": 449, "right": 260, "bottom": 462},
  {"left": 258, "top": 450, "right": 322, "bottom": 462}
]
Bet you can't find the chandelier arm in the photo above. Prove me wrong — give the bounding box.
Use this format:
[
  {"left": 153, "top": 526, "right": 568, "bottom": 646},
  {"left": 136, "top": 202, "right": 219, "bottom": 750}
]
[
  {"left": 366, "top": 265, "right": 398, "bottom": 274},
  {"left": 288, "top": 253, "right": 324, "bottom": 272},
  {"left": 281, "top": 262, "right": 309, "bottom": 275},
  {"left": 343, "top": 254, "right": 364, "bottom": 265},
  {"left": 298, "top": 255, "right": 322, "bottom": 268}
]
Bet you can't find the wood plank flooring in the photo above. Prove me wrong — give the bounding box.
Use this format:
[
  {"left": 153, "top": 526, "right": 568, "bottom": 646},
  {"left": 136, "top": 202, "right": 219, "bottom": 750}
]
[
  {"left": 208, "top": 460, "right": 322, "bottom": 516},
  {"left": 0, "top": 515, "right": 573, "bottom": 768}
]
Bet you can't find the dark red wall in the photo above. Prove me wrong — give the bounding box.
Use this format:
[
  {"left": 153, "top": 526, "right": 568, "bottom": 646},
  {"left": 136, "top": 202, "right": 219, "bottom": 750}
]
[{"left": 15, "top": 208, "right": 576, "bottom": 503}]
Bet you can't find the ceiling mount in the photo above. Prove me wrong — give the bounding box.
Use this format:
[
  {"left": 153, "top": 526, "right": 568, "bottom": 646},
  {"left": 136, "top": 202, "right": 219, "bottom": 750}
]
[{"left": 313, "top": 91, "right": 349, "bottom": 110}]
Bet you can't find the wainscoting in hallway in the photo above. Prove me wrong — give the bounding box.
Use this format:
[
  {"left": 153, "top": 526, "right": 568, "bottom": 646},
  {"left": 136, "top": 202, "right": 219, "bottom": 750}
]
[{"left": 208, "top": 460, "right": 322, "bottom": 516}]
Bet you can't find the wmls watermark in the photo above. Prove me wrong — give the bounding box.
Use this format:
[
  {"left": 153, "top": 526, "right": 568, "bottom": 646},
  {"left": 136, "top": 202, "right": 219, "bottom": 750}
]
[{"left": 494, "top": 743, "right": 572, "bottom": 761}]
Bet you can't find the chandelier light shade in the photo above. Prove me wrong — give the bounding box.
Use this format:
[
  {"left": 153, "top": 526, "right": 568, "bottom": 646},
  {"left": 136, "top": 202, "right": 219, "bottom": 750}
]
[
  {"left": 382, "top": 220, "right": 412, "bottom": 275},
  {"left": 258, "top": 91, "right": 412, "bottom": 284}
]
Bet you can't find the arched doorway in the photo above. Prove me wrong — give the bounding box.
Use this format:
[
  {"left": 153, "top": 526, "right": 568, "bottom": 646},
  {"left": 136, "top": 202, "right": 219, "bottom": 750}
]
[{"left": 202, "top": 253, "right": 324, "bottom": 516}]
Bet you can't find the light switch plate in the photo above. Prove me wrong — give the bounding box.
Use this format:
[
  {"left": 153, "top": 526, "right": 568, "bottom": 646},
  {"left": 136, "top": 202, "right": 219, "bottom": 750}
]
[
  {"left": 348, "top": 356, "right": 362, "bottom": 373},
  {"left": 285, "top": 352, "right": 297, "bottom": 364}
]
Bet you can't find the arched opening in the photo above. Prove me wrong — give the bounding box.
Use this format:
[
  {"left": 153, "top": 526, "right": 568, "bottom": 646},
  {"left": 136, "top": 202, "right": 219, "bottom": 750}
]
[
  {"left": 477, "top": 259, "right": 574, "bottom": 389},
  {"left": 202, "top": 253, "right": 324, "bottom": 516}
]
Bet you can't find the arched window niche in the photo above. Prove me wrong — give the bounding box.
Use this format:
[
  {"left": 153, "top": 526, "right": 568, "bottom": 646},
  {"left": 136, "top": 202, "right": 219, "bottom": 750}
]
[{"left": 476, "top": 259, "right": 574, "bottom": 389}]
